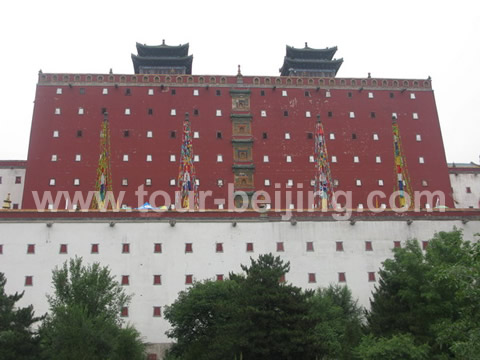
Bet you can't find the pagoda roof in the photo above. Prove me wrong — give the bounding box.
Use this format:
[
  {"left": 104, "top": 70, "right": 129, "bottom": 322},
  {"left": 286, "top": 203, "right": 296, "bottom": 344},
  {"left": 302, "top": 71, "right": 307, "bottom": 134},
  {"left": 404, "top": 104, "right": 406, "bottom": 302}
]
[
  {"left": 136, "top": 41, "right": 189, "bottom": 57},
  {"left": 280, "top": 57, "right": 343, "bottom": 76},
  {"left": 131, "top": 54, "right": 193, "bottom": 74},
  {"left": 286, "top": 44, "right": 337, "bottom": 60}
]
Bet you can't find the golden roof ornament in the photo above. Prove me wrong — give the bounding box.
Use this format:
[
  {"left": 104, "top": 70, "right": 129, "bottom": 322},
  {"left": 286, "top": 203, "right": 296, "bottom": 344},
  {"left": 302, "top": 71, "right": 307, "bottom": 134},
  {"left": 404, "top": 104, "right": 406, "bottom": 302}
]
[{"left": 2, "top": 193, "right": 12, "bottom": 209}]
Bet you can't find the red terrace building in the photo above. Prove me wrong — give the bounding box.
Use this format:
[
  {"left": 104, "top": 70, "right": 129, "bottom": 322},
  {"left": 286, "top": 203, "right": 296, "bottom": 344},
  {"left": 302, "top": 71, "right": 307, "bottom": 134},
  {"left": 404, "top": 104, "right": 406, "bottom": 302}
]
[{"left": 22, "top": 42, "right": 453, "bottom": 211}]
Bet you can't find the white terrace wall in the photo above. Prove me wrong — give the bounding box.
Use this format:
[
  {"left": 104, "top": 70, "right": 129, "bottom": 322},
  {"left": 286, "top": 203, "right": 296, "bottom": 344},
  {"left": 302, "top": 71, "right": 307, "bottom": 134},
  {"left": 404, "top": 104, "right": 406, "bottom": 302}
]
[{"left": 0, "top": 219, "right": 479, "bottom": 352}]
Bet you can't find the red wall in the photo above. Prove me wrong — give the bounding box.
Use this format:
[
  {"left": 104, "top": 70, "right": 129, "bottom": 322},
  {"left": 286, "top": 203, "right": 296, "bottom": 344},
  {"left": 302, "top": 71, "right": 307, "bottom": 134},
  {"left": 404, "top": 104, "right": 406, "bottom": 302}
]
[{"left": 22, "top": 74, "right": 453, "bottom": 212}]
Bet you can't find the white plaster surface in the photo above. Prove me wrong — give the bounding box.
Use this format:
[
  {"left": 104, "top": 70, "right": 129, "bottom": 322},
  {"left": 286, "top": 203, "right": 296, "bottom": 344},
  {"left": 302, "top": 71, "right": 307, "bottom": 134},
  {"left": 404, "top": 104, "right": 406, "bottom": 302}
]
[
  {"left": 450, "top": 173, "right": 480, "bottom": 208},
  {"left": 0, "top": 219, "right": 479, "bottom": 344},
  {"left": 0, "top": 167, "right": 25, "bottom": 209}
]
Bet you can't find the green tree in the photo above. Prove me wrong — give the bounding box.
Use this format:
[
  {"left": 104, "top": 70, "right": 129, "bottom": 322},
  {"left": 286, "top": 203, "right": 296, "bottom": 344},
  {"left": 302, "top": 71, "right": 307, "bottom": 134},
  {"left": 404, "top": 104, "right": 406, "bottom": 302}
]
[
  {"left": 365, "top": 229, "right": 480, "bottom": 358},
  {"left": 356, "top": 334, "right": 430, "bottom": 360},
  {"left": 308, "top": 284, "right": 363, "bottom": 359},
  {"left": 0, "top": 272, "right": 43, "bottom": 360},
  {"left": 232, "top": 254, "right": 313, "bottom": 360},
  {"left": 165, "top": 254, "right": 314, "bottom": 360},
  {"left": 39, "top": 257, "right": 145, "bottom": 360}
]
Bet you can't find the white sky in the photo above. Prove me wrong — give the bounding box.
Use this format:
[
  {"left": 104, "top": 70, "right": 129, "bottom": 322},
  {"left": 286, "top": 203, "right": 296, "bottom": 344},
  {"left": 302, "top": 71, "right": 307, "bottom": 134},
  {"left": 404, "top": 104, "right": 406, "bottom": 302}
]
[{"left": 1, "top": 0, "right": 479, "bottom": 163}]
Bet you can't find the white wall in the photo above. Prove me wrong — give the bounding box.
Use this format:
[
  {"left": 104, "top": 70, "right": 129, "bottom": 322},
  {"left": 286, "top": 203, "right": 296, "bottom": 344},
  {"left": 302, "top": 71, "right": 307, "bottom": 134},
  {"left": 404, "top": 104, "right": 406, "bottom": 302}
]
[
  {"left": 450, "top": 173, "right": 480, "bottom": 208},
  {"left": 0, "top": 167, "right": 25, "bottom": 209},
  {"left": 0, "top": 219, "right": 479, "bottom": 346}
]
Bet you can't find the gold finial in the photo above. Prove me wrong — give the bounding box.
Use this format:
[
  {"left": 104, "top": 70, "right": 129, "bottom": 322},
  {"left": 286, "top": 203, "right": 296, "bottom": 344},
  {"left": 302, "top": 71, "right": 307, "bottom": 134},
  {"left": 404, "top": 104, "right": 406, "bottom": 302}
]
[{"left": 2, "top": 193, "right": 12, "bottom": 210}]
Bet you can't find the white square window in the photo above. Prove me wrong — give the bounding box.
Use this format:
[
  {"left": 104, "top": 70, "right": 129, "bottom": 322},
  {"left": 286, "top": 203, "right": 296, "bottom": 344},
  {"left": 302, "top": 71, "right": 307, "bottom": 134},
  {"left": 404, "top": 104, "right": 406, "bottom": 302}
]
[
  {"left": 330, "top": 133, "right": 335, "bottom": 140},
  {"left": 216, "top": 110, "right": 222, "bottom": 116},
  {"left": 410, "top": 93, "right": 416, "bottom": 99},
  {"left": 78, "top": 107, "right": 84, "bottom": 115},
  {"left": 217, "top": 179, "right": 224, "bottom": 186},
  {"left": 217, "top": 155, "right": 223, "bottom": 162},
  {"left": 326, "top": 91, "right": 331, "bottom": 98},
  {"left": 286, "top": 155, "right": 292, "bottom": 163},
  {"left": 356, "top": 179, "right": 362, "bottom": 186},
  {"left": 123, "top": 154, "right": 129, "bottom": 162},
  {"left": 349, "top": 112, "right": 355, "bottom": 118},
  {"left": 416, "top": 134, "right": 422, "bottom": 141},
  {"left": 309, "top": 156, "right": 314, "bottom": 163},
  {"left": 73, "top": 178, "right": 80, "bottom": 186},
  {"left": 48, "top": 204, "right": 54, "bottom": 210},
  {"left": 333, "top": 179, "right": 339, "bottom": 186},
  {"left": 193, "top": 89, "right": 199, "bottom": 96},
  {"left": 148, "top": 88, "right": 154, "bottom": 95},
  {"left": 170, "top": 109, "right": 176, "bottom": 116},
  {"left": 146, "top": 179, "right": 152, "bottom": 186},
  {"left": 378, "top": 179, "right": 384, "bottom": 186},
  {"left": 282, "top": 90, "right": 287, "bottom": 96},
  {"left": 373, "top": 133, "right": 379, "bottom": 140},
  {"left": 332, "top": 156, "right": 337, "bottom": 163},
  {"left": 55, "top": 108, "right": 61, "bottom": 115},
  {"left": 51, "top": 154, "right": 57, "bottom": 161},
  {"left": 56, "top": 88, "right": 62, "bottom": 95},
  {"left": 413, "top": 112, "right": 419, "bottom": 120},
  {"left": 287, "top": 179, "right": 293, "bottom": 187},
  {"left": 376, "top": 156, "right": 381, "bottom": 163},
  {"left": 305, "top": 111, "right": 311, "bottom": 118},
  {"left": 170, "top": 179, "right": 176, "bottom": 186},
  {"left": 146, "top": 131, "right": 153, "bottom": 138},
  {"left": 261, "top": 110, "right": 267, "bottom": 117},
  {"left": 422, "top": 180, "right": 428, "bottom": 187},
  {"left": 264, "top": 179, "right": 271, "bottom": 186},
  {"left": 194, "top": 155, "right": 200, "bottom": 162},
  {"left": 102, "top": 88, "right": 108, "bottom": 95},
  {"left": 285, "top": 133, "right": 290, "bottom": 140},
  {"left": 392, "top": 112, "right": 397, "bottom": 119},
  {"left": 53, "top": 130, "right": 59, "bottom": 138},
  {"left": 368, "top": 92, "right": 374, "bottom": 98},
  {"left": 419, "top": 157, "right": 425, "bottom": 164},
  {"left": 170, "top": 155, "right": 176, "bottom": 162},
  {"left": 310, "top": 179, "right": 316, "bottom": 186},
  {"left": 193, "top": 131, "right": 199, "bottom": 139},
  {"left": 49, "top": 179, "right": 56, "bottom": 186},
  {"left": 218, "top": 204, "right": 224, "bottom": 210},
  {"left": 266, "top": 204, "right": 271, "bottom": 210},
  {"left": 354, "top": 156, "right": 359, "bottom": 163},
  {"left": 195, "top": 179, "right": 200, "bottom": 186},
  {"left": 289, "top": 204, "right": 294, "bottom": 209},
  {"left": 125, "top": 108, "right": 131, "bottom": 115},
  {"left": 122, "top": 179, "right": 128, "bottom": 186},
  {"left": 263, "top": 155, "right": 269, "bottom": 163},
  {"left": 146, "top": 155, "right": 152, "bottom": 162},
  {"left": 75, "top": 154, "right": 81, "bottom": 162}
]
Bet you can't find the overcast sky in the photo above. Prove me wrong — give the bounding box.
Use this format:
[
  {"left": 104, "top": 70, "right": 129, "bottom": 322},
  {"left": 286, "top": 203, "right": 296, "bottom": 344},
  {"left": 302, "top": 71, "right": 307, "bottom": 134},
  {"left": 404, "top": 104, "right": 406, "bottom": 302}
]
[{"left": 1, "top": 0, "right": 478, "bottom": 163}]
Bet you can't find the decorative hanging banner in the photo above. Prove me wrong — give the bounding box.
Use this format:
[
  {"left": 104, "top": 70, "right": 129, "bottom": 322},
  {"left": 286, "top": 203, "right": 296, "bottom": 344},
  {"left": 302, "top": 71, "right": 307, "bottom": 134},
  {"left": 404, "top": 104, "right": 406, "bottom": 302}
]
[
  {"left": 314, "top": 115, "right": 335, "bottom": 210},
  {"left": 392, "top": 115, "right": 413, "bottom": 209},
  {"left": 177, "top": 113, "right": 199, "bottom": 210},
  {"left": 91, "top": 112, "right": 113, "bottom": 210}
]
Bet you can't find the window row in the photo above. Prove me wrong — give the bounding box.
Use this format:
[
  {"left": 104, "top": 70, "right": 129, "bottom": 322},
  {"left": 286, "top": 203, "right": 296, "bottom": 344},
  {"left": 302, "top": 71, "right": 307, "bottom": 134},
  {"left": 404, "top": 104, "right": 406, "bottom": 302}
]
[
  {"left": 53, "top": 107, "right": 421, "bottom": 121},
  {"left": 44, "top": 176, "right": 431, "bottom": 190},
  {"left": 5, "top": 240, "right": 404, "bottom": 256},
  {"left": 21, "top": 271, "right": 378, "bottom": 289},
  {"left": 50, "top": 129, "right": 423, "bottom": 143},
  {"left": 49, "top": 154, "right": 425, "bottom": 165},
  {"left": 56, "top": 87, "right": 224, "bottom": 97},
  {"left": 55, "top": 87, "right": 418, "bottom": 100},
  {"left": 54, "top": 107, "right": 223, "bottom": 117},
  {"left": 0, "top": 176, "right": 22, "bottom": 184}
]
